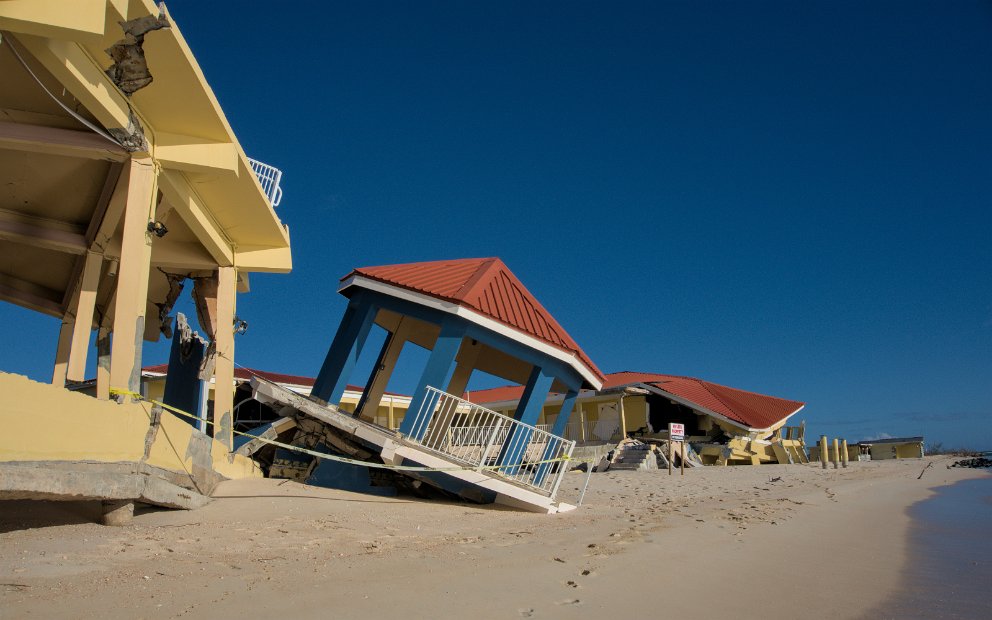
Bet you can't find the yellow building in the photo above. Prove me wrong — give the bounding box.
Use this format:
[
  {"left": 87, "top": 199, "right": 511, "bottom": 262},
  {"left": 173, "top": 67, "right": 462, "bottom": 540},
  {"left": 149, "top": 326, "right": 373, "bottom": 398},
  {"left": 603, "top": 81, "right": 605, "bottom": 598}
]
[
  {"left": 0, "top": 0, "right": 292, "bottom": 521},
  {"left": 471, "top": 371, "right": 809, "bottom": 465}
]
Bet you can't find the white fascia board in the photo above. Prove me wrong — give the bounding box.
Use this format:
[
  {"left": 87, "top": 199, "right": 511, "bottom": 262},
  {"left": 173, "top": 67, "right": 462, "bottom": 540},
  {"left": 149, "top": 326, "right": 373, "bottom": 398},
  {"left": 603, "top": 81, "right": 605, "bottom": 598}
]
[{"left": 339, "top": 275, "right": 603, "bottom": 389}]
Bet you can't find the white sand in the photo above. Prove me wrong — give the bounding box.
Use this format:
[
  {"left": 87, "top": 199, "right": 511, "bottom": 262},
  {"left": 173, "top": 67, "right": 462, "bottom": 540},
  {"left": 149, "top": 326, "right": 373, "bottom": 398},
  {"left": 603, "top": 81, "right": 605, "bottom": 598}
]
[{"left": 1, "top": 456, "right": 985, "bottom": 619}]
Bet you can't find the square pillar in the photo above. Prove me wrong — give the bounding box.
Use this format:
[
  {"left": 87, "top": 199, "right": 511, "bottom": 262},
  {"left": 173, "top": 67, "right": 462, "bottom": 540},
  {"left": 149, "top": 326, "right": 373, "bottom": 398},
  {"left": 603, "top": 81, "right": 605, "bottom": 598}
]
[
  {"left": 66, "top": 251, "right": 103, "bottom": 381},
  {"left": 109, "top": 158, "right": 156, "bottom": 395},
  {"left": 51, "top": 319, "right": 73, "bottom": 386},
  {"left": 95, "top": 326, "right": 111, "bottom": 400},
  {"left": 312, "top": 290, "right": 378, "bottom": 406},
  {"left": 355, "top": 318, "right": 413, "bottom": 421},
  {"left": 497, "top": 365, "right": 555, "bottom": 469},
  {"left": 535, "top": 389, "right": 579, "bottom": 484},
  {"left": 399, "top": 319, "right": 466, "bottom": 440},
  {"left": 212, "top": 266, "right": 237, "bottom": 451},
  {"left": 445, "top": 338, "right": 483, "bottom": 398}
]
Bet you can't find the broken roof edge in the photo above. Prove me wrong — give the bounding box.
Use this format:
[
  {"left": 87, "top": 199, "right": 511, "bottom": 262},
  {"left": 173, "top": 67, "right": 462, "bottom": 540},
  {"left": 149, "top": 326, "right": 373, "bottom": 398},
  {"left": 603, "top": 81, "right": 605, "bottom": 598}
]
[
  {"left": 471, "top": 379, "right": 806, "bottom": 434},
  {"left": 339, "top": 274, "right": 605, "bottom": 390}
]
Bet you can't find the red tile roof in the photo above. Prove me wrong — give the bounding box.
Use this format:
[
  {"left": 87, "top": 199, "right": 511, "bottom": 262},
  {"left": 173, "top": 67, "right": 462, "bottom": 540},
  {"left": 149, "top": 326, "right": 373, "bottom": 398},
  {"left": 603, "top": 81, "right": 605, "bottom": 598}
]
[
  {"left": 341, "top": 257, "right": 604, "bottom": 386},
  {"left": 469, "top": 371, "right": 804, "bottom": 431},
  {"left": 141, "top": 364, "right": 407, "bottom": 397}
]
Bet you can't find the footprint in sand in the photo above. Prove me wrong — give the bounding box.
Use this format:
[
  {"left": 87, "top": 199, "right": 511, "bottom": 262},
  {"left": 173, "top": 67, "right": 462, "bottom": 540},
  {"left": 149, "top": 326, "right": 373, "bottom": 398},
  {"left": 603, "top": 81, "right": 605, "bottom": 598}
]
[
  {"left": 518, "top": 608, "right": 535, "bottom": 617},
  {"left": 555, "top": 599, "right": 582, "bottom": 606}
]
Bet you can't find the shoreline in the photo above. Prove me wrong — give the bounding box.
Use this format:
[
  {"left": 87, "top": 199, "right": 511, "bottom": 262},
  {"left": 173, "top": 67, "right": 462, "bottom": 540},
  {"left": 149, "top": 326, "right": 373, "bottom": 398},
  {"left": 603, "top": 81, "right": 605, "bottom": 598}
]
[{"left": 1, "top": 456, "right": 986, "bottom": 619}]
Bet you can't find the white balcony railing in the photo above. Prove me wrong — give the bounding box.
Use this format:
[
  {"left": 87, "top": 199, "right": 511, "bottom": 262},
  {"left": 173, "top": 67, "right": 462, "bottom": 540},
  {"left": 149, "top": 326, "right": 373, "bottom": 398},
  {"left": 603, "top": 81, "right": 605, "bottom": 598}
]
[
  {"left": 404, "top": 386, "right": 575, "bottom": 499},
  {"left": 248, "top": 157, "right": 283, "bottom": 207}
]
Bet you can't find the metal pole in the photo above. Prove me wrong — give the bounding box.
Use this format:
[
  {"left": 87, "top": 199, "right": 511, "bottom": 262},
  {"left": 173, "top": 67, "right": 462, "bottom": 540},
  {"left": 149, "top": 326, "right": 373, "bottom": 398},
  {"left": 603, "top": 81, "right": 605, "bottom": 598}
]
[
  {"left": 820, "top": 435, "right": 828, "bottom": 469},
  {"left": 577, "top": 461, "right": 594, "bottom": 506}
]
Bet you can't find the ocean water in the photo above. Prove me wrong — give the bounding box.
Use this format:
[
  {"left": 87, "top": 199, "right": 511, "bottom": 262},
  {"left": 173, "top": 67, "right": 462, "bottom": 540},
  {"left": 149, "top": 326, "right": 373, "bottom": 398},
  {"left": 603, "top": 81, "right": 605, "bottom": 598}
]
[{"left": 873, "top": 470, "right": 992, "bottom": 619}]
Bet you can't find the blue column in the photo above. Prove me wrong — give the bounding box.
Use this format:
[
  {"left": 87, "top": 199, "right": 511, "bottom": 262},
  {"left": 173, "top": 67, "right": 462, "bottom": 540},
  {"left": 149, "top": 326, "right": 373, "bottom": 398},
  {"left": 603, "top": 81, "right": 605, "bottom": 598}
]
[
  {"left": 497, "top": 365, "right": 555, "bottom": 470},
  {"left": 399, "top": 319, "right": 466, "bottom": 440},
  {"left": 534, "top": 389, "right": 579, "bottom": 484},
  {"left": 311, "top": 291, "right": 377, "bottom": 406}
]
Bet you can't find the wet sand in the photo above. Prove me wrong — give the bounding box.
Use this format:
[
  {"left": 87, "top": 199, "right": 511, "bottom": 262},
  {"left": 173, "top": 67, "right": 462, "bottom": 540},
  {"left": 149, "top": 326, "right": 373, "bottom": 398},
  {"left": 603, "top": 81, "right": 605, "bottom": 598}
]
[{"left": 1, "top": 456, "right": 984, "bottom": 619}]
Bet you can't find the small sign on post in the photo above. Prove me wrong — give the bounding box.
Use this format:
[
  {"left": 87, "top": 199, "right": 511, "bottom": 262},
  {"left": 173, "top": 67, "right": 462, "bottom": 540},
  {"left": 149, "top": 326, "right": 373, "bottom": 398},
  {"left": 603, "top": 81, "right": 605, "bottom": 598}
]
[{"left": 669, "top": 423, "right": 686, "bottom": 476}]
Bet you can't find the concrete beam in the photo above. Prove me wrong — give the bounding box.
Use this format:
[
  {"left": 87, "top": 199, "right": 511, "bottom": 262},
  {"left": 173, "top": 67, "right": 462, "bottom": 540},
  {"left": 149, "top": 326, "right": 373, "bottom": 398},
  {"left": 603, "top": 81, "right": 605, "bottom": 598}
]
[
  {"left": 0, "top": 206, "right": 88, "bottom": 255},
  {"left": 0, "top": 0, "right": 109, "bottom": 46},
  {"left": 158, "top": 169, "right": 234, "bottom": 266},
  {"left": 155, "top": 132, "right": 238, "bottom": 174},
  {"left": 0, "top": 120, "right": 127, "bottom": 162},
  {"left": 0, "top": 272, "right": 63, "bottom": 316},
  {"left": 8, "top": 35, "right": 132, "bottom": 131}
]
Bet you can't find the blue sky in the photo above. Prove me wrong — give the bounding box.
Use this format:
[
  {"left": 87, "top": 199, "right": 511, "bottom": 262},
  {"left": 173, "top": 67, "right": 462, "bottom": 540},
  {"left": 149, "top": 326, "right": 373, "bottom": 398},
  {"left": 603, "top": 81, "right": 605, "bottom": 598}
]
[{"left": 2, "top": 1, "right": 989, "bottom": 449}]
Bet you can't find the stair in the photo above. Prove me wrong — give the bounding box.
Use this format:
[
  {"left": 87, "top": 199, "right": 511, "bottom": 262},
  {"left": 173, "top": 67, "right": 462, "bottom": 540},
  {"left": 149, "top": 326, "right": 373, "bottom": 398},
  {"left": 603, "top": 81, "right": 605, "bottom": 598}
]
[{"left": 610, "top": 443, "right": 654, "bottom": 471}]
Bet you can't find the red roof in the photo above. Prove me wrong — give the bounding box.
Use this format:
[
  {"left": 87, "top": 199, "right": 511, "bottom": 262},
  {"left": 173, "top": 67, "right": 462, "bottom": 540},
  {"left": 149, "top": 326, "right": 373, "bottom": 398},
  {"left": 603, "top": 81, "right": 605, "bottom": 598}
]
[
  {"left": 141, "top": 364, "right": 407, "bottom": 397},
  {"left": 469, "top": 371, "right": 804, "bottom": 431},
  {"left": 341, "top": 257, "right": 604, "bottom": 386}
]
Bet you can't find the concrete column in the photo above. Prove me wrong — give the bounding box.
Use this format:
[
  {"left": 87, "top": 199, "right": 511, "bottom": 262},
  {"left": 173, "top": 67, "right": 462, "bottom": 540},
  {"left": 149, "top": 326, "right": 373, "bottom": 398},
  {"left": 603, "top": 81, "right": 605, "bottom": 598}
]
[
  {"left": 399, "top": 320, "right": 466, "bottom": 439},
  {"left": 497, "top": 365, "right": 555, "bottom": 469},
  {"left": 109, "top": 158, "right": 156, "bottom": 396},
  {"left": 534, "top": 389, "right": 579, "bottom": 484},
  {"left": 212, "top": 266, "right": 237, "bottom": 451},
  {"left": 445, "top": 338, "right": 483, "bottom": 398},
  {"left": 355, "top": 319, "right": 413, "bottom": 421},
  {"left": 312, "top": 290, "right": 378, "bottom": 406},
  {"left": 66, "top": 251, "right": 103, "bottom": 381},
  {"left": 51, "top": 319, "right": 73, "bottom": 386},
  {"left": 832, "top": 437, "right": 840, "bottom": 470},
  {"left": 95, "top": 327, "right": 111, "bottom": 400},
  {"left": 841, "top": 439, "right": 849, "bottom": 468},
  {"left": 820, "top": 435, "right": 828, "bottom": 469}
]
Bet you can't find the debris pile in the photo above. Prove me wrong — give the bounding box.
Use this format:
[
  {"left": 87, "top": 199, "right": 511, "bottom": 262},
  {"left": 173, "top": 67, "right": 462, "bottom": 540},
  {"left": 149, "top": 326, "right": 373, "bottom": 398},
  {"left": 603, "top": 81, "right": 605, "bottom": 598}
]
[{"left": 949, "top": 457, "right": 992, "bottom": 469}]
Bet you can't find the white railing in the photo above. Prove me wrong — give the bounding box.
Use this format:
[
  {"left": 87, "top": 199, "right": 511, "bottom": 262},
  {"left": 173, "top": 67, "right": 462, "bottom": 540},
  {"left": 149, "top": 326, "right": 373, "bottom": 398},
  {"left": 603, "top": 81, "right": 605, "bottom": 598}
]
[
  {"left": 405, "top": 386, "right": 575, "bottom": 499},
  {"left": 248, "top": 157, "right": 283, "bottom": 207}
]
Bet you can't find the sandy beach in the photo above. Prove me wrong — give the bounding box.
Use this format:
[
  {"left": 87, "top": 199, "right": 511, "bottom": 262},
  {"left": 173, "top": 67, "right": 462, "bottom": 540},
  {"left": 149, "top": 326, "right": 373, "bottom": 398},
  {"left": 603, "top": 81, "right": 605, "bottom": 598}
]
[{"left": 1, "top": 456, "right": 986, "bottom": 619}]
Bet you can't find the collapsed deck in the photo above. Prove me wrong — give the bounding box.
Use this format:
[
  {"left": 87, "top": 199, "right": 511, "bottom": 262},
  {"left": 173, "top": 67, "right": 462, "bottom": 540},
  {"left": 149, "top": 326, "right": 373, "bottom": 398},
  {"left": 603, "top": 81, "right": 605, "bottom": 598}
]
[{"left": 246, "top": 377, "right": 576, "bottom": 513}]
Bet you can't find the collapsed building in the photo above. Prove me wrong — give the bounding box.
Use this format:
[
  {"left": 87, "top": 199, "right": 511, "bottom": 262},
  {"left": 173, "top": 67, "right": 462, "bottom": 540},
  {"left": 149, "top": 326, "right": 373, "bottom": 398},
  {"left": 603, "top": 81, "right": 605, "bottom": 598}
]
[
  {"left": 469, "top": 371, "right": 808, "bottom": 466},
  {"left": 0, "top": 1, "right": 291, "bottom": 523}
]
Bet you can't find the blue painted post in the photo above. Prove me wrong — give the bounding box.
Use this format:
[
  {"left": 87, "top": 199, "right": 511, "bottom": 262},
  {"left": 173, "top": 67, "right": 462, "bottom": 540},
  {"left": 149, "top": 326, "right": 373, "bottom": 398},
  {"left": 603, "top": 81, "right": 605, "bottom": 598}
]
[
  {"left": 399, "top": 320, "right": 466, "bottom": 440},
  {"left": 497, "top": 366, "right": 555, "bottom": 473},
  {"left": 534, "top": 389, "right": 578, "bottom": 485},
  {"left": 311, "top": 291, "right": 378, "bottom": 406}
]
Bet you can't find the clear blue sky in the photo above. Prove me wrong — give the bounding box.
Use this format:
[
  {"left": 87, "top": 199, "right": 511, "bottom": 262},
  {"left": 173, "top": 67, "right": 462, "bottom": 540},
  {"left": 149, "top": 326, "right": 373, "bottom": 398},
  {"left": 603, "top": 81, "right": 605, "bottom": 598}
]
[{"left": 2, "top": 1, "right": 989, "bottom": 449}]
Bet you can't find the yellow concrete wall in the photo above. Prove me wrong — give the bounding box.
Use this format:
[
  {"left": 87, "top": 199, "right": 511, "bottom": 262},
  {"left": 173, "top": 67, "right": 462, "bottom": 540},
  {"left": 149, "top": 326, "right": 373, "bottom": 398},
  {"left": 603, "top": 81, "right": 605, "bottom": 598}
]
[{"left": 0, "top": 373, "right": 260, "bottom": 480}]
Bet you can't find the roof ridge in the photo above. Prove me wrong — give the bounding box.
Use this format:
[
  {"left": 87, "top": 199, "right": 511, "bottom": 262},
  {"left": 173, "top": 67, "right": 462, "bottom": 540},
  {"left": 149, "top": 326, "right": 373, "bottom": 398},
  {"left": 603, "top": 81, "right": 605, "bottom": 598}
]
[{"left": 454, "top": 257, "right": 501, "bottom": 300}]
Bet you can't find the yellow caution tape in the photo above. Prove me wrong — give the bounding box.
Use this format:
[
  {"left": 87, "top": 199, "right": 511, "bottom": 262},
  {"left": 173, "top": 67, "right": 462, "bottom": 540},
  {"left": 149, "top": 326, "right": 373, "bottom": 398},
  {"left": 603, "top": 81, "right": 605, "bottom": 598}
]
[{"left": 110, "top": 388, "right": 580, "bottom": 474}]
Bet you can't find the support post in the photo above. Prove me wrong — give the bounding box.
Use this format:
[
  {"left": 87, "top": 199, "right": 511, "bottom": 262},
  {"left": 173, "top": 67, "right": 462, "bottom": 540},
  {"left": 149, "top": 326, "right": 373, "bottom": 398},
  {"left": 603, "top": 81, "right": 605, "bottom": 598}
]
[
  {"left": 95, "top": 326, "right": 111, "bottom": 400},
  {"left": 681, "top": 441, "right": 686, "bottom": 476},
  {"left": 51, "top": 319, "right": 73, "bottom": 386},
  {"left": 66, "top": 251, "right": 103, "bottom": 381},
  {"left": 108, "top": 158, "right": 156, "bottom": 396},
  {"left": 841, "top": 439, "right": 849, "bottom": 468},
  {"left": 820, "top": 435, "right": 829, "bottom": 469},
  {"left": 445, "top": 338, "right": 483, "bottom": 398},
  {"left": 212, "top": 266, "right": 237, "bottom": 451},
  {"left": 399, "top": 320, "right": 466, "bottom": 439},
  {"left": 832, "top": 437, "right": 840, "bottom": 470},
  {"left": 535, "top": 389, "right": 579, "bottom": 484},
  {"left": 312, "top": 291, "right": 378, "bottom": 406},
  {"left": 497, "top": 366, "right": 555, "bottom": 470},
  {"left": 579, "top": 403, "right": 587, "bottom": 443},
  {"left": 355, "top": 319, "right": 413, "bottom": 421}
]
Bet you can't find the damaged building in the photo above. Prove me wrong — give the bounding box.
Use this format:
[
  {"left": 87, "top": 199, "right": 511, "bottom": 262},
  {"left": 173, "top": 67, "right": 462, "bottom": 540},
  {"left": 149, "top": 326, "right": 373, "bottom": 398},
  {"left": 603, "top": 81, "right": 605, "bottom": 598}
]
[
  {"left": 470, "top": 371, "right": 808, "bottom": 466},
  {"left": 0, "top": 0, "right": 290, "bottom": 523}
]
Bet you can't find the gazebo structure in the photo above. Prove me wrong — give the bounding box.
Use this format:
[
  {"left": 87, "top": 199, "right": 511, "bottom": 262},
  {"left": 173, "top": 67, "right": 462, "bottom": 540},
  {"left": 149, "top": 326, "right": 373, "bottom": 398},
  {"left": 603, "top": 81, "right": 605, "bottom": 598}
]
[{"left": 264, "top": 257, "right": 604, "bottom": 512}]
